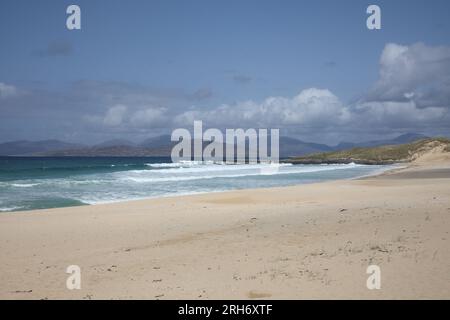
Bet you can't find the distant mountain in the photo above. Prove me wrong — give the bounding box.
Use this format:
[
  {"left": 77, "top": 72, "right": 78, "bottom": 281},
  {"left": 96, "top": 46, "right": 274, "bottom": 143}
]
[
  {"left": 139, "top": 135, "right": 172, "bottom": 149},
  {"left": 19, "top": 135, "right": 329, "bottom": 158},
  {"left": 279, "top": 137, "right": 331, "bottom": 157},
  {"left": 0, "top": 133, "right": 430, "bottom": 157},
  {"left": 0, "top": 140, "right": 84, "bottom": 156},
  {"left": 332, "top": 133, "right": 428, "bottom": 150},
  {"left": 387, "top": 133, "right": 429, "bottom": 145},
  {"left": 333, "top": 142, "right": 355, "bottom": 150},
  {"left": 28, "top": 135, "right": 175, "bottom": 157},
  {"left": 37, "top": 145, "right": 171, "bottom": 157},
  {"left": 93, "top": 139, "right": 136, "bottom": 148}
]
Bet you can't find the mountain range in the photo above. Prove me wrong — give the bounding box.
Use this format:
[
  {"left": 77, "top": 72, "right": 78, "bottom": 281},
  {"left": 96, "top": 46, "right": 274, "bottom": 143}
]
[{"left": 0, "top": 133, "right": 429, "bottom": 157}]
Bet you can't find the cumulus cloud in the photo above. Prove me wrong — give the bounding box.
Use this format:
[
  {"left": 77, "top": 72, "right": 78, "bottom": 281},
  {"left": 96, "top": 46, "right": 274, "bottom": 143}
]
[
  {"left": 0, "top": 83, "right": 19, "bottom": 98},
  {"left": 344, "top": 42, "right": 450, "bottom": 136},
  {"left": 2, "top": 43, "right": 450, "bottom": 144},
  {"left": 84, "top": 105, "right": 126, "bottom": 127},
  {"left": 350, "top": 100, "right": 447, "bottom": 130},
  {"left": 103, "top": 105, "right": 127, "bottom": 126},
  {"left": 367, "top": 42, "right": 450, "bottom": 108},
  {"left": 172, "top": 42, "right": 450, "bottom": 140},
  {"left": 175, "top": 88, "right": 351, "bottom": 128},
  {"left": 130, "top": 107, "right": 168, "bottom": 127},
  {"left": 85, "top": 104, "right": 168, "bottom": 130}
]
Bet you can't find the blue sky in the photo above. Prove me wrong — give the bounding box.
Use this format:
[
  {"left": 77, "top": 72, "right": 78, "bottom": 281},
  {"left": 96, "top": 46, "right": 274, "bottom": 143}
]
[{"left": 1, "top": 0, "right": 450, "bottom": 144}]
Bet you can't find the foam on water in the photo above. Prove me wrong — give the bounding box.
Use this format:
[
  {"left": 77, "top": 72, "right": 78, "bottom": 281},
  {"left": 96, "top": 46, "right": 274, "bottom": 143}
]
[
  {"left": 0, "top": 206, "right": 24, "bottom": 212},
  {"left": 11, "top": 183, "right": 40, "bottom": 188},
  {"left": 0, "top": 157, "right": 393, "bottom": 212}
]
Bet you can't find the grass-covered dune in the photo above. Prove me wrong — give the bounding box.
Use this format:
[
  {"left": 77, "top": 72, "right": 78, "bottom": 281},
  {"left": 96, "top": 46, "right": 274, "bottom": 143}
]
[{"left": 285, "top": 138, "right": 450, "bottom": 165}]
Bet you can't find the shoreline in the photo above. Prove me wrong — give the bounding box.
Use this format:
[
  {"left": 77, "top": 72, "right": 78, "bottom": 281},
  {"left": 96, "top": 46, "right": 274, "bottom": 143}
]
[
  {"left": 0, "top": 159, "right": 449, "bottom": 299},
  {"left": 2, "top": 163, "right": 397, "bottom": 215}
]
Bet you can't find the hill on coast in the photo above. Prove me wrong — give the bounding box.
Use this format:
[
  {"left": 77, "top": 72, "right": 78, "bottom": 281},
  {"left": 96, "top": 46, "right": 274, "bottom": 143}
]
[{"left": 285, "top": 138, "right": 450, "bottom": 165}]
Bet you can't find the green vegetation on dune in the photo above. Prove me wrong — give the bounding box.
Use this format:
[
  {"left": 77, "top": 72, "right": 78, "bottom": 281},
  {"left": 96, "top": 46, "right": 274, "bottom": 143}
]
[{"left": 285, "top": 138, "right": 450, "bottom": 165}]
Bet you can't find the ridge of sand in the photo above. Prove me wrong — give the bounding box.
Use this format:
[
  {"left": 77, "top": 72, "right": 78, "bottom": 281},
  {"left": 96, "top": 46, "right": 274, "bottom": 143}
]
[
  {"left": 411, "top": 143, "right": 450, "bottom": 168},
  {"left": 0, "top": 154, "right": 449, "bottom": 299}
]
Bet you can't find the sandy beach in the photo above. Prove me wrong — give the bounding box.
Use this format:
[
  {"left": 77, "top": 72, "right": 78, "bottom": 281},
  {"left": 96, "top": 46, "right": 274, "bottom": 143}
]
[{"left": 1, "top": 155, "right": 449, "bottom": 299}]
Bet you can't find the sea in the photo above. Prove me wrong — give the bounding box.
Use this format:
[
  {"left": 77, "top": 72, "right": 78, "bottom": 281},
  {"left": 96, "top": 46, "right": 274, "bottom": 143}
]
[{"left": 0, "top": 157, "right": 392, "bottom": 212}]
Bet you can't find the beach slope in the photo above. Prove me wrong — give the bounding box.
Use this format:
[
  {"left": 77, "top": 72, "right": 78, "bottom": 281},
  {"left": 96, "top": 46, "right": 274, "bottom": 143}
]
[{"left": 0, "top": 152, "right": 449, "bottom": 299}]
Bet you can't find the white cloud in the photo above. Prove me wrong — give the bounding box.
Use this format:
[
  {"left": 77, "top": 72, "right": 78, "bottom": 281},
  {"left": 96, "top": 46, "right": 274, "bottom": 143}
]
[
  {"left": 173, "top": 80, "right": 449, "bottom": 141},
  {"left": 0, "top": 83, "right": 18, "bottom": 98},
  {"left": 84, "top": 104, "right": 127, "bottom": 127},
  {"left": 12, "top": 42, "right": 449, "bottom": 143},
  {"left": 130, "top": 107, "right": 168, "bottom": 127},
  {"left": 351, "top": 100, "right": 447, "bottom": 129},
  {"left": 175, "top": 88, "right": 351, "bottom": 128},
  {"left": 84, "top": 104, "right": 169, "bottom": 130},
  {"left": 368, "top": 42, "right": 450, "bottom": 108},
  {"left": 103, "top": 105, "right": 127, "bottom": 126}
]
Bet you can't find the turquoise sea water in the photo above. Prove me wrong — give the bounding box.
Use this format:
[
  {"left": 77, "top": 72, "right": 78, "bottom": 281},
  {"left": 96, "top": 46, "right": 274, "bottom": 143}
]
[{"left": 0, "top": 157, "right": 392, "bottom": 212}]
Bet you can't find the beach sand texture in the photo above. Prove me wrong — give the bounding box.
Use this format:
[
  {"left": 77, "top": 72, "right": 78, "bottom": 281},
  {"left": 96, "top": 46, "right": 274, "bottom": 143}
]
[{"left": 0, "top": 150, "right": 449, "bottom": 299}]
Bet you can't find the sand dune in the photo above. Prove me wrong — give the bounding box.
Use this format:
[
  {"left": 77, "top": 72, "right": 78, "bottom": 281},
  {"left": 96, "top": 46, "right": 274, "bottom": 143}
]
[{"left": 0, "top": 154, "right": 449, "bottom": 299}]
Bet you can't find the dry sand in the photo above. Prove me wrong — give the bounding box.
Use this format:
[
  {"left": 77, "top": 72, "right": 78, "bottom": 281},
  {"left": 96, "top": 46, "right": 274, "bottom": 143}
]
[{"left": 0, "top": 153, "right": 449, "bottom": 299}]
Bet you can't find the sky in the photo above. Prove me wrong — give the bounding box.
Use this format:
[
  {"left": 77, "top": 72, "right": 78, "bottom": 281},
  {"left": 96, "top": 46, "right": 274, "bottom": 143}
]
[{"left": 1, "top": 0, "right": 450, "bottom": 145}]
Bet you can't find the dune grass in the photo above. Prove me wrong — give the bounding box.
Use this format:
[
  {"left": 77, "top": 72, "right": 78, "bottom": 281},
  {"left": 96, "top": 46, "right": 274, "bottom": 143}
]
[{"left": 287, "top": 138, "right": 450, "bottom": 165}]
